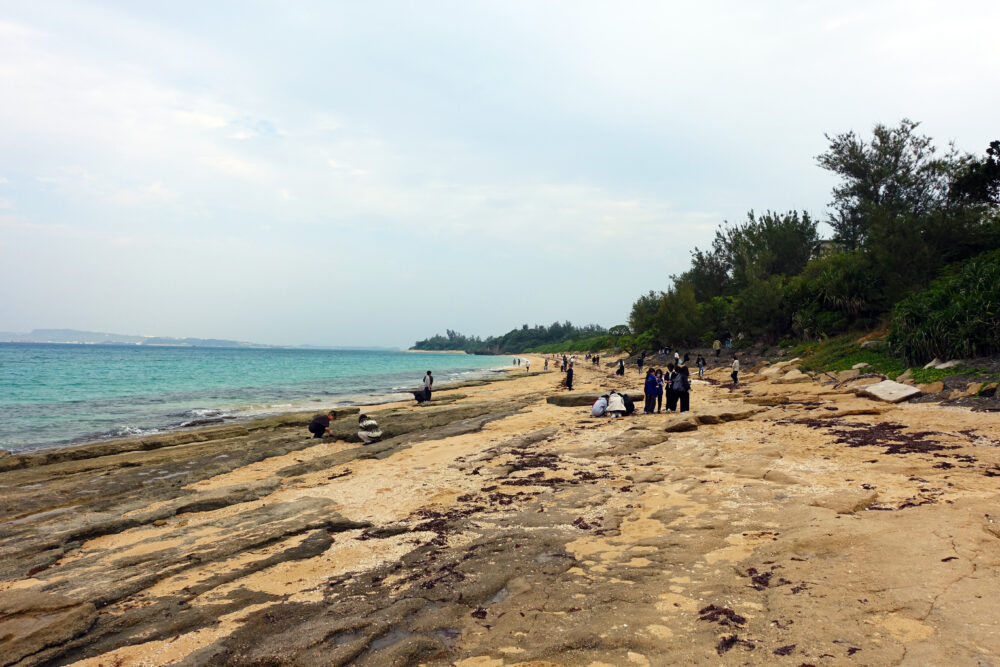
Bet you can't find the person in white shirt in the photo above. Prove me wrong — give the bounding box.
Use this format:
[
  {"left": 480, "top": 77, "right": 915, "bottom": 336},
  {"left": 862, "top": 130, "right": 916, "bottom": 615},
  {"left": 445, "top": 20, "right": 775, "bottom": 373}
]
[
  {"left": 731, "top": 356, "right": 740, "bottom": 387},
  {"left": 423, "top": 370, "right": 433, "bottom": 401}
]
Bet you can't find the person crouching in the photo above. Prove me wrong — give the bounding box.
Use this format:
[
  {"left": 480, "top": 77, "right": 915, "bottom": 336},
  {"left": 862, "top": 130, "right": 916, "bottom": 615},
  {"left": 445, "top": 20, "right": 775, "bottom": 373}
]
[
  {"left": 358, "top": 414, "right": 382, "bottom": 444},
  {"left": 308, "top": 411, "right": 336, "bottom": 438}
]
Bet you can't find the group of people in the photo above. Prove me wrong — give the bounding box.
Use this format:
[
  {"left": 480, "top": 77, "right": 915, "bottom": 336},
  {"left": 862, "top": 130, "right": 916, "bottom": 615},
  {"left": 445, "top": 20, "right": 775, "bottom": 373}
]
[
  {"left": 307, "top": 410, "right": 383, "bottom": 444},
  {"left": 590, "top": 390, "right": 635, "bottom": 418},
  {"left": 643, "top": 364, "right": 692, "bottom": 413}
]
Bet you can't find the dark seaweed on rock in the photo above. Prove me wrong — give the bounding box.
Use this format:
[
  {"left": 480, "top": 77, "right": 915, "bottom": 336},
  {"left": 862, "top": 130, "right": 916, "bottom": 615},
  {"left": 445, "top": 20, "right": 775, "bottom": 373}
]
[
  {"left": 786, "top": 419, "right": 956, "bottom": 455},
  {"left": 698, "top": 604, "right": 746, "bottom": 626}
]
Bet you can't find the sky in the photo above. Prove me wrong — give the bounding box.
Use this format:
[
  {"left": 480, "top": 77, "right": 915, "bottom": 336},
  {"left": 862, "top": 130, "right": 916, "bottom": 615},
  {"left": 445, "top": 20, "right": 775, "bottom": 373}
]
[{"left": 0, "top": 1, "right": 997, "bottom": 347}]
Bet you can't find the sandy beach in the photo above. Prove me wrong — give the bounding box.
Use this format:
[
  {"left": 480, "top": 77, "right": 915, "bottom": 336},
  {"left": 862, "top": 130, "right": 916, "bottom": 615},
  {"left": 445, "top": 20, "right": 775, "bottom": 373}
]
[{"left": 2, "top": 354, "right": 1000, "bottom": 666}]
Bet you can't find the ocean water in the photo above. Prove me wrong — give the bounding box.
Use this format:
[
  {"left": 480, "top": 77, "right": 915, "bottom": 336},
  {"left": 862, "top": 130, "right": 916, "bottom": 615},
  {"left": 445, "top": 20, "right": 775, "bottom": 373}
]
[{"left": 0, "top": 343, "right": 509, "bottom": 453}]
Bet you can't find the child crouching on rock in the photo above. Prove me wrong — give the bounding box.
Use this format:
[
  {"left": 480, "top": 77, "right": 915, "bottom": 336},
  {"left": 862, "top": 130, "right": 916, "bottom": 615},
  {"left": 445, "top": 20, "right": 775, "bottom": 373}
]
[{"left": 358, "top": 414, "right": 382, "bottom": 444}]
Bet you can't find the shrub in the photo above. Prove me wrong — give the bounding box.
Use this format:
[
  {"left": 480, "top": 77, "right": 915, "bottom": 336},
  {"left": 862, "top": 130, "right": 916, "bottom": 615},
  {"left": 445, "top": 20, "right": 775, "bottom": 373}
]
[{"left": 889, "top": 249, "right": 1000, "bottom": 363}]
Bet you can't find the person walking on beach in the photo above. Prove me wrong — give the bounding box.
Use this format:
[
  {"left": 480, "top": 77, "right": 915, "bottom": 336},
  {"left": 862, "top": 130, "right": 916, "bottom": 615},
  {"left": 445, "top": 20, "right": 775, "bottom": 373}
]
[
  {"left": 674, "top": 366, "right": 692, "bottom": 412},
  {"left": 643, "top": 368, "right": 658, "bottom": 414},
  {"left": 423, "top": 370, "right": 434, "bottom": 402},
  {"left": 357, "top": 414, "right": 382, "bottom": 444},
  {"left": 525, "top": 359, "right": 530, "bottom": 373},
  {"left": 544, "top": 358, "right": 549, "bottom": 371},
  {"left": 731, "top": 355, "right": 740, "bottom": 387},
  {"left": 308, "top": 411, "right": 336, "bottom": 439},
  {"left": 713, "top": 338, "right": 722, "bottom": 357},
  {"left": 565, "top": 362, "right": 574, "bottom": 391},
  {"left": 696, "top": 354, "right": 706, "bottom": 379}
]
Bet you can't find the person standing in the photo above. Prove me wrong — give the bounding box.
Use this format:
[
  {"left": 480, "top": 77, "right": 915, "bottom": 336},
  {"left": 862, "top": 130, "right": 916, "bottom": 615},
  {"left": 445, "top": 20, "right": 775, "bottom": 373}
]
[
  {"left": 525, "top": 359, "right": 530, "bottom": 373},
  {"left": 675, "top": 366, "right": 692, "bottom": 412},
  {"left": 713, "top": 339, "right": 722, "bottom": 358},
  {"left": 544, "top": 358, "right": 549, "bottom": 370},
  {"left": 617, "top": 359, "right": 625, "bottom": 376},
  {"left": 731, "top": 355, "right": 740, "bottom": 387},
  {"left": 566, "top": 362, "right": 574, "bottom": 391},
  {"left": 654, "top": 369, "right": 664, "bottom": 413},
  {"left": 308, "top": 411, "right": 337, "bottom": 438},
  {"left": 643, "top": 369, "right": 658, "bottom": 414},
  {"left": 696, "top": 354, "right": 706, "bottom": 379},
  {"left": 664, "top": 363, "right": 679, "bottom": 412},
  {"left": 423, "top": 370, "right": 434, "bottom": 401}
]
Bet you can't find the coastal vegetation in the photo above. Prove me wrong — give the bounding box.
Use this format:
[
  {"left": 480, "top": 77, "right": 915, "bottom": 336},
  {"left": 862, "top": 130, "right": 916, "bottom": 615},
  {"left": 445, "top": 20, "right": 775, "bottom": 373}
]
[
  {"left": 411, "top": 322, "right": 608, "bottom": 354},
  {"left": 413, "top": 121, "right": 999, "bottom": 366}
]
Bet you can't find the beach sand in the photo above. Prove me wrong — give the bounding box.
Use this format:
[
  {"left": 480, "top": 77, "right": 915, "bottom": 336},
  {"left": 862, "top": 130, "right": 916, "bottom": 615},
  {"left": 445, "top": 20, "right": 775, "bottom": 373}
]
[{"left": 2, "top": 355, "right": 1000, "bottom": 665}]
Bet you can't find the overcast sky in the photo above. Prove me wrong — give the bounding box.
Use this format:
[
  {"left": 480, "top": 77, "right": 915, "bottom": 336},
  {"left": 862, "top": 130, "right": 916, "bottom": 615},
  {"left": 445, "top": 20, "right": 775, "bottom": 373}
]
[{"left": 1, "top": 1, "right": 997, "bottom": 347}]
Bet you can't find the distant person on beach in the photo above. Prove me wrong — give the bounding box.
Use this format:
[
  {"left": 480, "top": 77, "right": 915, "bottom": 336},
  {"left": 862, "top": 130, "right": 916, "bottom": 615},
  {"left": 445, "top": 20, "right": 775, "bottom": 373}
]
[
  {"left": 674, "top": 366, "right": 691, "bottom": 412},
  {"left": 544, "top": 358, "right": 549, "bottom": 370},
  {"left": 643, "top": 369, "right": 658, "bottom": 414},
  {"left": 308, "top": 411, "right": 336, "bottom": 439},
  {"left": 423, "top": 370, "right": 433, "bottom": 401},
  {"left": 665, "top": 363, "right": 678, "bottom": 412},
  {"left": 565, "top": 362, "right": 574, "bottom": 390},
  {"left": 731, "top": 356, "right": 740, "bottom": 387},
  {"left": 696, "top": 354, "right": 706, "bottom": 378},
  {"left": 713, "top": 339, "right": 722, "bottom": 357},
  {"left": 357, "top": 414, "right": 382, "bottom": 444},
  {"left": 525, "top": 359, "right": 530, "bottom": 373},
  {"left": 591, "top": 394, "right": 608, "bottom": 417},
  {"left": 607, "top": 390, "right": 626, "bottom": 417},
  {"left": 617, "top": 359, "right": 625, "bottom": 376}
]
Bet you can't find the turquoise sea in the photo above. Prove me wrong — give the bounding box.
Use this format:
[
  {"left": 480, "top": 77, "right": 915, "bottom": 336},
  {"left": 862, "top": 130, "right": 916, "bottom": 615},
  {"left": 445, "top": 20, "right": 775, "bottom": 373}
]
[{"left": 0, "top": 343, "right": 508, "bottom": 453}]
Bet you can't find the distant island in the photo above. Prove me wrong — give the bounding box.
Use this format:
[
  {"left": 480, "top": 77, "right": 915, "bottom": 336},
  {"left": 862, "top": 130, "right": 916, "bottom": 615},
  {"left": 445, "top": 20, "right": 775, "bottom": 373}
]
[{"left": 0, "top": 329, "right": 397, "bottom": 351}]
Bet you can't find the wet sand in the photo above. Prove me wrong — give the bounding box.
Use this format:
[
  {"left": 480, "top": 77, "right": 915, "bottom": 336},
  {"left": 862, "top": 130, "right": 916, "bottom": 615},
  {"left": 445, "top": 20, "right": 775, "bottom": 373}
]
[{"left": 2, "top": 355, "right": 1000, "bottom": 666}]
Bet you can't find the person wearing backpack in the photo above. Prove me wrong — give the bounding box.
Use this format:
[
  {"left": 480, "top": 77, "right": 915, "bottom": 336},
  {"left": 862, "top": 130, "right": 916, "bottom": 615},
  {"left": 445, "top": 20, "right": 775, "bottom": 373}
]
[
  {"left": 664, "top": 363, "right": 678, "bottom": 412},
  {"left": 674, "top": 365, "right": 692, "bottom": 412},
  {"left": 643, "top": 368, "right": 659, "bottom": 414}
]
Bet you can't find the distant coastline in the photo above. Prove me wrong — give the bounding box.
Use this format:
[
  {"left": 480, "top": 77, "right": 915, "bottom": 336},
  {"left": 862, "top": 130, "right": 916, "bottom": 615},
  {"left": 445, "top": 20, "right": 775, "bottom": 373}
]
[{"left": 402, "top": 349, "right": 468, "bottom": 354}]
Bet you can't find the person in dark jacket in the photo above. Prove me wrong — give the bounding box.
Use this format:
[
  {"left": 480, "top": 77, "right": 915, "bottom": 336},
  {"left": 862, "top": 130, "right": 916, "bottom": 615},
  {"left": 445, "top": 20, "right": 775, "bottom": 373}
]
[
  {"left": 654, "top": 369, "right": 664, "bottom": 413},
  {"left": 643, "top": 369, "right": 658, "bottom": 414},
  {"left": 308, "top": 411, "right": 336, "bottom": 438},
  {"left": 616, "top": 359, "right": 625, "bottom": 376},
  {"left": 565, "top": 362, "right": 574, "bottom": 391},
  {"left": 622, "top": 393, "right": 636, "bottom": 416},
  {"left": 664, "top": 363, "right": 678, "bottom": 412},
  {"left": 674, "top": 365, "right": 692, "bottom": 412}
]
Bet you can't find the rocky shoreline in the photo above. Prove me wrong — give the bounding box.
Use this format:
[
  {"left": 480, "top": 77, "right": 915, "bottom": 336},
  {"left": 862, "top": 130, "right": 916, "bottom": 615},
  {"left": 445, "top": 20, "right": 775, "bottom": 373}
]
[{"left": 2, "top": 357, "right": 1000, "bottom": 665}]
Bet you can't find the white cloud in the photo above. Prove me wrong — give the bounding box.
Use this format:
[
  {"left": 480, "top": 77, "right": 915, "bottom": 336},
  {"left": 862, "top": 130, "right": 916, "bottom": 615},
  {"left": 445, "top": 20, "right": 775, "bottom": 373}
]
[{"left": 0, "top": 198, "right": 12, "bottom": 210}]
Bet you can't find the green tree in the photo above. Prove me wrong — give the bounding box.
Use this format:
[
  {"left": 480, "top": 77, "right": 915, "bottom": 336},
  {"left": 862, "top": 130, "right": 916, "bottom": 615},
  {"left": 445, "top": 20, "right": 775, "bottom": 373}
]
[{"left": 816, "top": 119, "right": 954, "bottom": 249}]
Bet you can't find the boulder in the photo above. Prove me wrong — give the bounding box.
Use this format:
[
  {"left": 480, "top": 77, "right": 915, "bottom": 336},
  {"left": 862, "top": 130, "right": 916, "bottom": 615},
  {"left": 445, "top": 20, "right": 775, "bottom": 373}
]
[
  {"left": 835, "top": 369, "right": 860, "bottom": 383},
  {"left": 852, "top": 362, "right": 871, "bottom": 370},
  {"left": 962, "top": 382, "right": 984, "bottom": 397},
  {"left": 896, "top": 368, "right": 913, "bottom": 383},
  {"left": 860, "top": 340, "right": 886, "bottom": 349},
  {"left": 980, "top": 382, "right": 998, "bottom": 398},
  {"left": 774, "top": 369, "right": 811, "bottom": 384},
  {"left": 0, "top": 590, "right": 97, "bottom": 665},
  {"left": 918, "top": 381, "right": 944, "bottom": 395},
  {"left": 761, "top": 362, "right": 794, "bottom": 378},
  {"left": 934, "top": 359, "right": 963, "bottom": 370},
  {"left": 664, "top": 416, "right": 700, "bottom": 432},
  {"left": 855, "top": 380, "right": 922, "bottom": 403},
  {"left": 923, "top": 358, "right": 942, "bottom": 369}
]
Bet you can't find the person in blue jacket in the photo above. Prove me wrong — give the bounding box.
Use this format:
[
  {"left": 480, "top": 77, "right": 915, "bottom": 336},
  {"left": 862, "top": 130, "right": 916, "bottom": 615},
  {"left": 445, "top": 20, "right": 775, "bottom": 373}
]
[{"left": 643, "top": 368, "right": 659, "bottom": 414}]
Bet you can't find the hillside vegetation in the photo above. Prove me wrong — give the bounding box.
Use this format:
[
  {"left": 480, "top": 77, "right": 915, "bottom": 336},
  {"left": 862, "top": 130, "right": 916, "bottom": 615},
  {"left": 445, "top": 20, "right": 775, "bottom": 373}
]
[{"left": 413, "top": 123, "right": 999, "bottom": 363}]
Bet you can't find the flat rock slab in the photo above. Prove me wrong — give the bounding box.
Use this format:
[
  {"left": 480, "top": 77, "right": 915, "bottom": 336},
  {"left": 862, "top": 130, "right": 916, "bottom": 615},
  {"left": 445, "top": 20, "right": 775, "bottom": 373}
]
[
  {"left": 0, "top": 590, "right": 96, "bottom": 666},
  {"left": 855, "top": 380, "right": 922, "bottom": 403},
  {"left": 546, "top": 392, "right": 642, "bottom": 407},
  {"left": 810, "top": 490, "right": 879, "bottom": 514}
]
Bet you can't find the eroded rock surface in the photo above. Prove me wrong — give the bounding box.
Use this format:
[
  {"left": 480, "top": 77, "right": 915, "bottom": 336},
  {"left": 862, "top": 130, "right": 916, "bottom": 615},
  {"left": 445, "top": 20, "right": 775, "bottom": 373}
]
[{"left": 2, "top": 362, "right": 1000, "bottom": 666}]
